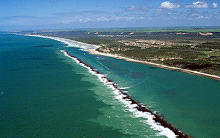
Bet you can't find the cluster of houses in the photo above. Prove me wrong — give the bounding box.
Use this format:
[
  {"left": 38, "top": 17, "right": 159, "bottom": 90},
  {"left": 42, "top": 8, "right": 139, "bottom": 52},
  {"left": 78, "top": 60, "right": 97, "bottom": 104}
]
[
  {"left": 98, "top": 39, "right": 201, "bottom": 53},
  {"left": 97, "top": 46, "right": 135, "bottom": 53},
  {"left": 118, "top": 39, "right": 176, "bottom": 48}
]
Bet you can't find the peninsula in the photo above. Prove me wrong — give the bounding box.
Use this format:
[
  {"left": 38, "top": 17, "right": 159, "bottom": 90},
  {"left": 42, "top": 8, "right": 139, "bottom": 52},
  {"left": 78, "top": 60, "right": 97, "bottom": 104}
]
[{"left": 21, "top": 27, "right": 220, "bottom": 81}]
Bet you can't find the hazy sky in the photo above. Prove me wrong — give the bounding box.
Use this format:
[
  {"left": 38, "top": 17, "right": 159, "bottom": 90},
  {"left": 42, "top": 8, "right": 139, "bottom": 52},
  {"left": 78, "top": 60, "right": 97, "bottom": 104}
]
[{"left": 1, "top": 0, "right": 220, "bottom": 30}]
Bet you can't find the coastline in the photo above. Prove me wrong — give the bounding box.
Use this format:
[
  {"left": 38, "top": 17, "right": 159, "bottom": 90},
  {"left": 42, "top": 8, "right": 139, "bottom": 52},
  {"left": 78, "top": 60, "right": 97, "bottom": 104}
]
[
  {"left": 87, "top": 48, "right": 220, "bottom": 81},
  {"left": 26, "top": 34, "right": 100, "bottom": 50},
  {"left": 27, "top": 34, "right": 220, "bottom": 81}
]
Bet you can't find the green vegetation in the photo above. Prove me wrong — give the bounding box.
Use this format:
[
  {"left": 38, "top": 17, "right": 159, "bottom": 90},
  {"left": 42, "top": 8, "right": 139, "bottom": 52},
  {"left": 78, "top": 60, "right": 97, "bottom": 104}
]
[
  {"left": 106, "top": 43, "right": 220, "bottom": 76},
  {"left": 22, "top": 27, "right": 220, "bottom": 76}
]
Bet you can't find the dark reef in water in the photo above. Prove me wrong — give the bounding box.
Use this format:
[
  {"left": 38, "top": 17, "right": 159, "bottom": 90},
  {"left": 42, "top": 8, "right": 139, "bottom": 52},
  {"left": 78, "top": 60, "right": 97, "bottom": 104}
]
[
  {"left": 63, "top": 50, "right": 192, "bottom": 138},
  {"left": 35, "top": 45, "right": 54, "bottom": 47}
]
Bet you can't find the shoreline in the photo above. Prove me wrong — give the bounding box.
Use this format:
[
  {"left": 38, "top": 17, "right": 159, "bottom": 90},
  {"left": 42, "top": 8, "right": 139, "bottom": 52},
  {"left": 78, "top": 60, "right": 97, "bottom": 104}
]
[
  {"left": 26, "top": 34, "right": 100, "bottom": 50},
  {"left": 86, "top": 47, "right": 220, "bottom": 82},
  {"left": 27, "top": 34, "right": 220, "bottom": 81}
]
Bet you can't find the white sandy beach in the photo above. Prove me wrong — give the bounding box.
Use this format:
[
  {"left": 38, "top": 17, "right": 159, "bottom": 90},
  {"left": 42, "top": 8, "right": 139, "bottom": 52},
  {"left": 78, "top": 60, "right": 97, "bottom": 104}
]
[{"left": 28, "top": 34, "right": 220, "bottom": 81}]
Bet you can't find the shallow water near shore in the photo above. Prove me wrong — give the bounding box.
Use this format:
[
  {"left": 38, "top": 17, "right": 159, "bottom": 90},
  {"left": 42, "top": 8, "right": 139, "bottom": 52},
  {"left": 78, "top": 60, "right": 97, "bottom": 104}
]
[
  {"left": 1, "top": 34, "right": 220, "bottom": 137},
  {"left": 64, "top": 44, "right": 220, "bottom": 137}
]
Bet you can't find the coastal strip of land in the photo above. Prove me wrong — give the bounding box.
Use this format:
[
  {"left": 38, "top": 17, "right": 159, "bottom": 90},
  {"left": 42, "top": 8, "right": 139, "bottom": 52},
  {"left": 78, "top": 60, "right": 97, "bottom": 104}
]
[
  {"left": 27, "top": 34, "right": 220, "bottom": 81},
  {"left": 85, "top": 47, "right": 220, "bottom": 81}
]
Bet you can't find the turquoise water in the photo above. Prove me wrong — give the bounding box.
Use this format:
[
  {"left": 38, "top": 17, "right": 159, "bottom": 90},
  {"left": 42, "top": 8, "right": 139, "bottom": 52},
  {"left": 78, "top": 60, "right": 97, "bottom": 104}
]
[
  {"left": 0, "top": 34, "right": 219, "bottom": 137},
  {"left": 0, "top": 34, "right": 160, "bottom": 137},
  {"left": 64, "top": 46, "right": 220, "bottom": 137}
]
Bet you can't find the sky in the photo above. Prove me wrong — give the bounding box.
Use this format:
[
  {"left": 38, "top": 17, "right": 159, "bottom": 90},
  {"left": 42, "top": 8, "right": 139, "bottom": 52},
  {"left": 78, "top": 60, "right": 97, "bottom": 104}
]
[{"left": 0, "top": 0, "right": 220, "bottom": 31}]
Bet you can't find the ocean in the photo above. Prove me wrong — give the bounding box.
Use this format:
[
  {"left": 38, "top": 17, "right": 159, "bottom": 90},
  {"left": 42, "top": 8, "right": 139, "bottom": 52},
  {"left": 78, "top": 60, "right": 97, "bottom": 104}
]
[{"left": 0, "top": 34, "right": 219, "bottom": 138}]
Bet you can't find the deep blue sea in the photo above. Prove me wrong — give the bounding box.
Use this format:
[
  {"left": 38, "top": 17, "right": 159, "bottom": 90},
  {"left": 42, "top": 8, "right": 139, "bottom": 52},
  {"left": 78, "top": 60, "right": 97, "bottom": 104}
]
[{"left": 0, "top": 34, "right": 219, "bottom": 138}]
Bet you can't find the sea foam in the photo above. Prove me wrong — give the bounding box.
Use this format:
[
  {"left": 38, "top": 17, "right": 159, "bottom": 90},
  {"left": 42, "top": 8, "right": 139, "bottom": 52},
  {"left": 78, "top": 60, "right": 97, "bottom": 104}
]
[{"left": 60, "top": 50, "right": 177, "bottom": 138}]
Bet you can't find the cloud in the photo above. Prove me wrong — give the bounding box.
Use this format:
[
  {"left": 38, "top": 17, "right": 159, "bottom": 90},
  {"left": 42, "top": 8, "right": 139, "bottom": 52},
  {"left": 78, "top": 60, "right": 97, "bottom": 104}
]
[
  {"left": 212, "top": 3, "right": 218, "bottom": 8},
  {"left": 185, "top": 1, "right": 208, "bottom": 8},
  {"left": 125, "top": 5, "right": 148, "bottom": 13},
  {"left": 156, "top": 8, "right": 179, "bottom": 17},
  {"left": 125, "top": 5, "right": 136, "bottom": 11},
  {"left": 97, "top": 16, "right": 110, "bottom": 22},
  {"left": 181, "top": 9, "right": 217, "bottom": 20},
  {"left": 160, "top": 1, "right": 180, "bottom": 9},
  {"left": 52, "top": 10, "right": 116, "bottom": 23},
  {"left": 184, "top": 9, "right": 200, "bottom": 20}
]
